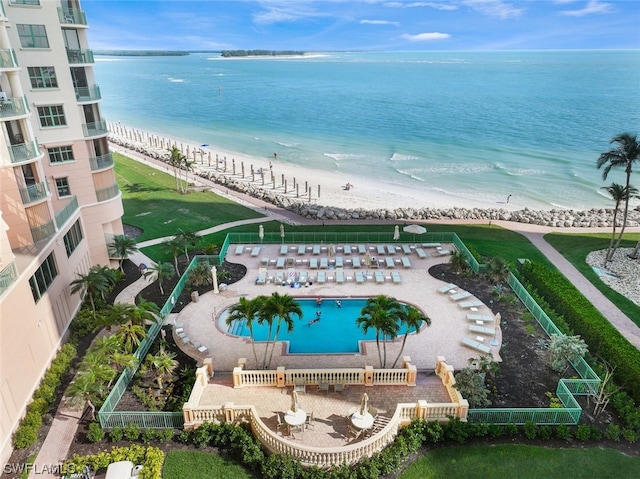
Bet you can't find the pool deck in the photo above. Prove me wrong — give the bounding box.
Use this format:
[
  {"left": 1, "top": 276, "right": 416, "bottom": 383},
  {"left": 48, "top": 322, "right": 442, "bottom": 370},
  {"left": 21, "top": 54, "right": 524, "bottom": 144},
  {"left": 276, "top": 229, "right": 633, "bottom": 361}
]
[{"left": 171, "top": 242, "right": 502, "bottom": 372}]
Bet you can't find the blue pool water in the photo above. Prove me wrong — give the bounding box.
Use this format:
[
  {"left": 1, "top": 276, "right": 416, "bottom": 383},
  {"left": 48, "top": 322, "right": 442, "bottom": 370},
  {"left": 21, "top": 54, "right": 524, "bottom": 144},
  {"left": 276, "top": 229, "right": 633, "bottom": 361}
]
[{"left": 219, "top": 298, "right": 416, "bottom": 354}]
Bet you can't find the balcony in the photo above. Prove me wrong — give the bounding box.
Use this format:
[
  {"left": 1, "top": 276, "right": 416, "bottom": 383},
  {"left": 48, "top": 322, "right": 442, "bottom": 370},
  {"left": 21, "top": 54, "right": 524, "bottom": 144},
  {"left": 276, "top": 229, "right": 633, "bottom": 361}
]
[
  {"left": 0, "top": 262, "right": 18, "bottom": 297},
  {"left": 8, "top": 0, "right": 40, "bottom": 5},
  {"left": 0, "top": 49, "right": 18, "bottom": 69},
  {"left": 31, "top": 220, "right": 55, "bottom": 243},
  {"left": 55, "top": 195, "right": 79, "bottom": 229},
  {"left": 9, "top": 140, "right": 41, "bottom": 164},
  {"left": 0, "top": 96, "right": 29, "bottom": 119},
  {"left": 82, "top": 119, "right": 108, "bottom": 137},
  {"left": 57, "top": 7, "right": 87, "bottom": 26},
  {"left": 19, "top": 181, "right": 49, "bottom": 205},
  {"left": 96, "top": 183, "right": 120, "bottom": 202},
  {"left": 66, "top": 48, "right": 94, "bottom": 64},
  {"left": 75, "top": 84, "right": 101, "bottom": 102},
  {"left": 89, "top": 152, "right": 114, "bottom": 171}
]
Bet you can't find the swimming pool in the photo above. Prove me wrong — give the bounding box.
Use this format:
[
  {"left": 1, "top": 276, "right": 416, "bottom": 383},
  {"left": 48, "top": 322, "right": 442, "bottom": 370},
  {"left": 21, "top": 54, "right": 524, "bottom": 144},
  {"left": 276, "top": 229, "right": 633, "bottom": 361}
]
[{"left": 219, "top": 298, "right": 417, "bottom": 354}]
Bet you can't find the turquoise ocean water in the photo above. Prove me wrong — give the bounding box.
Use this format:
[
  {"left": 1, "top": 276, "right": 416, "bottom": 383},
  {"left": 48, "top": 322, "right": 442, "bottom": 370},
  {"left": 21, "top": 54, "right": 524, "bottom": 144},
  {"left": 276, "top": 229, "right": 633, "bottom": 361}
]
[{"left": 95, "top": 50, "right": 640, "bottom": 210}]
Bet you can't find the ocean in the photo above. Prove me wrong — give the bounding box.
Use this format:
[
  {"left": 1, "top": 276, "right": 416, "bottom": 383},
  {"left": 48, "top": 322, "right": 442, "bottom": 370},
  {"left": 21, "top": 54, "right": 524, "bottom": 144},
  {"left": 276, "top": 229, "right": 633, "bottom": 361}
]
[{"left": 94, "top": 50, "right": 640, "bottom": 210}]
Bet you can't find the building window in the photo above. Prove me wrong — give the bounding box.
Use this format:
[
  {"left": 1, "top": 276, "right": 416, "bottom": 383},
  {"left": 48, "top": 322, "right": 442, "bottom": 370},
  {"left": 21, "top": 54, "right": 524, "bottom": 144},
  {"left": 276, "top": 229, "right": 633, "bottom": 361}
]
[
  {"left": 28, "top": 66, "right": 58, "bottom": 89},
  {"left": 55, "top": 177, "right": 71, "bottom": 197},
  {"left": 63, "top": 220, "right": 83, "bottom": 257},
  {"left": 37, "top": 105, "right": 66, "bottom": 127},
  {"left": 48, "top": 146, "right": 74, "bottom": 164},
  {"left": 16, "top": 24, "right": 49, "bottom": 49},
  {"left": 28, "top": 252, "right": 58, "bottom": 303}
]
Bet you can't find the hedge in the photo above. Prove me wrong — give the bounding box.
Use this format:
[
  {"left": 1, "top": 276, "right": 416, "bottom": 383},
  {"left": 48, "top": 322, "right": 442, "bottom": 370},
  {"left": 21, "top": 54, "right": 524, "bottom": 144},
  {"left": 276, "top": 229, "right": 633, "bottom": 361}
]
[{"left": 64, "top": 445, "right": 163, "bottom": 479}]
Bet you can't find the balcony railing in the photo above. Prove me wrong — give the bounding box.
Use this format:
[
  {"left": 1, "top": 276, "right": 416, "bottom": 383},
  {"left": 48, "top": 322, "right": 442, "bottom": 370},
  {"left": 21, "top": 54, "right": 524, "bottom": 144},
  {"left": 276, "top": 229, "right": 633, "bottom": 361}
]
[
  {"left": 0, "top": 96, "right": 29, "bottom": 118},
  {"left": 96, "top": 183, "right": 120, "bottom": 202},
  {"left": 0, "top": 49, "right": 18, "bottom": 69},
  {"left": 0, "top": 262, "right": 18, "bottom": 297},
  {"left": 57, "top": 7, "right": 87, "bottom": 25},
  {"left": 31, "top": 220, "right": 55, "bottom": 243},
  {"left": 9, "top": 140, "right": 41, "bottom": 164},
  {"left": 89, "top": 152, "right": 114, "bottom": 171},
  {"left": 66, "top": 48, "right": 94, "bottom": 64},
  {"left": 82, "top": 119, "right": 108, "bottom": 137},
  {"left": 74, "top": 84, "right": 101, "bottom": 102},
  {"left": 19, "top": 181, "right": 49, "bottom": 205},
  {"left": 55, "top": 196, "right": 79, "bottom": 229},
  {"left": 9, "top": 0, "right": 40, "bottom": 5}
]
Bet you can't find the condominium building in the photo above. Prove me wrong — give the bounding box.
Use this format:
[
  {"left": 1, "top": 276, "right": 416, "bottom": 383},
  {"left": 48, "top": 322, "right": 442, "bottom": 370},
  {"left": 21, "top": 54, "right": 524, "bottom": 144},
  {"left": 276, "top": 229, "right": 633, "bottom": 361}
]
[{"left": 0, "top": 0, "right": 123, "bottom": 466}]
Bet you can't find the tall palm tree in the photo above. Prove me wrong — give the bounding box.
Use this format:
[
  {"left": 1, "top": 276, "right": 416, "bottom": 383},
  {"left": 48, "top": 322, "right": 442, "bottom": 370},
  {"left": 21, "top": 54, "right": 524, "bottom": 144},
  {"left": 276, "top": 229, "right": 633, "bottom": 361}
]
[
  {"left": 180, "top": 157, "right": 196, "bottom": 194},
  {"left": 391, "top": 305, "right": 431, "bottom": 368},
  {"left": 70, "top": 266, "right": 114, "bottom": 315},
  {"left": 261, "top": 292, "right": 302, "bottom": 369},
  {"left": 163, "top": 236, "right": 186, "bottom": 275},
  {"left": 597, "top": 133, "right": 640, "bottom": 257},
  {"left": 356, "top": 295, "right": 401, "bottom": 368},
  {"left": 167, "top": 146, "right": 185, "bottom": 192},
  {"left": 108, "top": 234, "right": 139, "bottom": 272},
  {"left": 144, "top": 262, "right": 175, "bottom": 295},
  {"left": 176, "top": 229, "right": 200, "bottom": 261},
  {"left": 226, "top": 296, "right": 266, "bottom": 369},
  {"left": 600, "top": 183, "right": 638, "bottom": 262}
]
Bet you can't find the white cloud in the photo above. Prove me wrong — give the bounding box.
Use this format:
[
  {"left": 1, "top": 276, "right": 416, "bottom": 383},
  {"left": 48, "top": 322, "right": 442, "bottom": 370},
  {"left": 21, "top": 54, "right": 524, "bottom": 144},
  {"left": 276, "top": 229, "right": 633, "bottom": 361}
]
[
  {"left": 401, "top": 32, "right": 451, "bottom": 41},
  {"left": 253, "top": 2, "right": 326, "bottom": 24},
  {"left": 560, "top": 0, "right": 614, "bottom": 17},
  {"left": 360, "top": 19, "right": 401, "bottom": 26},
  {"left": 462, "top": 0, "right": 524, "bottom": 19},
  {"left": 384, "top": 1, "right": 458, "bottom": 9}
]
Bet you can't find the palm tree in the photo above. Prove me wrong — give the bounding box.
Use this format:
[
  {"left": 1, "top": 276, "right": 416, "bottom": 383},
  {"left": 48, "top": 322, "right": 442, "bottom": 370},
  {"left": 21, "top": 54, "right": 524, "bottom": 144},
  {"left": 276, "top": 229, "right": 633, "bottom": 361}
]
[
  {"left": 180, "top": 157, "right": 196, "bottom": 194},
  {"left": 130, "top": 298, "right": 161, "bottom": 326},
  {"left": 449, "top": 251, "right": 470, "bottom": 274},
  {"left": 167, "top": 146, "right": 185, "bottom": 192},
  {"left": 144, "top": 262, "right": 175, "bottom": 295},
  {"left": 176, "top": 229, "right": 200, "bottom": 261},
  {"left": 485, "top": 257, "right": 510, "bottom": 285},
  {"left": 105, "top": 302, "right": 137, "bottom": 329},
  {"left": 146, "top": 350, "right": 179, "bottom": 389},
  {"left": 261, "top": 292, "right": 302, "bottom": 369},
  {"left": 70, "top": 266, "right": 114, "bottom": 315},
  {"left": 108, "top": 234, "right": 139, "bottom": 272},
  {"left": 600, "top": 183, "right": 639, "bottom": 262},
  {"left": 356, "top": 295, "right": 401, "bottom": 368},
  {"left": 226, "top": 296, "right": 266, "bottom": 369},
  {"left": 117, "top": 323, "right": 146, "bottom": 353},
  {"left": 597, "top": 133, "right": 640, "bottom": 258},
  {"left": 391, "top": 305, "right": 431, "bottom": 368},
  {"left": 163, "top": 236, "right": 186, "bottom": 275}
]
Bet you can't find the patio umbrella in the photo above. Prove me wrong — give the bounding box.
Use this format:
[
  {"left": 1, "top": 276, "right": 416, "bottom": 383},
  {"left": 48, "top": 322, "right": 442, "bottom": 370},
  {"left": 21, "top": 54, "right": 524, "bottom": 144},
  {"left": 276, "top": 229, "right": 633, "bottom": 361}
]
[
  {"left": 403, "top": 224, "right": 426, "bottom": 243},
  {"left": 359, "top": 392, "right": 369, "bottom": 416},
  {"left": 329, "top": 244, "right": 335, "bottom": 257},
  {"left": 280, "top": 224, "right": 285, "bottom": 244},
  {"left": 291, "top": 390, "right": 299, "bottom": 413},
  {"left": 211, "top": 265, "right": 219, "bottom": 294},
  {"left": 393, "top": 225, "right": 400, "bottom": 242},
  {"left": 259, "top": 225, "right": 264, "bottom": 244},
  {"left": 364, "top": 251, "right": 371, "bottom": 266}
]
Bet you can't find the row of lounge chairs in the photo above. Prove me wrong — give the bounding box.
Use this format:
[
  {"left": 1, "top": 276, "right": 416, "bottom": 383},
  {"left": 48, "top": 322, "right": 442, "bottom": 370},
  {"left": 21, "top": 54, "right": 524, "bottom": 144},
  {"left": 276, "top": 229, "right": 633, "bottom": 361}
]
[
  {"left": 256, "top": 255, "right": 414, "bottom": 270},
  {"left": 255, "top": 269, "right": 402, "bottom": 285},
  {"left": 233, "top": 243, "right": 446, "bottom": 260}
]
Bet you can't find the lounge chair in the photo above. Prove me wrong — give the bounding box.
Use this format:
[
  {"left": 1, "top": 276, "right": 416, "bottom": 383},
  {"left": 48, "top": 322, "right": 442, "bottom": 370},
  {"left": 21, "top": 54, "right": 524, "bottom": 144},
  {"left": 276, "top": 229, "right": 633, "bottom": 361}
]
[
  {"left": 450, "top": 291, "right": 472, "bottom": 302},
  {"left": 357, "top": 244, "right": 367, "bottom": 254},
  {"left": 310, "top": 258, "right": 318, "bottom": 269},
  {"left": 415, "top": 248, "right": 427, "bottom": 259},
  {"left": 336, "top": 269, "right": 345, "bottom": 283},
  {"left": 355, "top": 271, "right": 365, "bottom": 284},
  {"left": 376, "top": 245, "right": 386, "bottom": 255},
  {"left": 467, "top": 314, "right": 494, "bottom": 323},
  {"left": 235, "top": 245, "right": 244, "bottom": 255},
  {"left": 374, "top": 271, "right": 384, "bottom": 283},
  {"left": 294, "top": 378, "right": 306, "bottom": 393},
  {"left": 422, "top": 242, "right": 441, "bottom": 248},
  {"left": 438, "top": 249, "right": 451, "bottom": 256},
  {"left": 461, "top": 337, "right": 491, "bottom": 354},
  {"left": 401, "top": 257, "right": 412, "bottom": 268},
  {"left": 320, "top": 257, "right": 329, "bottom": 269},
  {"left": 286, "top": 257, "right": 295, "bottom": 267},
  {"left": 386, "top": 245, "right": 396, "bottom": 255},
  {"left": 251, "top": 246, "right": 260, "bottom": 257},
  {"left": 385, "top": 257, "right": 395, "bottom": 268},
  {"left": 391, "top": 271, "right": 401, "bottom": 284},
  {"left": 401, "top": 244, "right": 412, "bottom": 254},
  {"left": 298, "top": 245, "right": 306, "bottom": 255},
  {"left": 299, "top": 271, "right": 308, "bottom": 283},
  {"left": 312, "top": 245, "right": 321, "bottom": 255},
  {"left": 255, "top": 269, "right": 267, "bottom": 285},
  {"left": 459, "top": 300, "right": 483, "bottom": 309},
  {"left": 344, "top": 245, "right": 352, "bottom": 255},
  {"left": 352, "top": 257, "right": 361, "bottom": 268},
  {"left": 438, "top": 283, "right": 457, "bottom": 294},
  {"left": 280, "top": 244, "right": 288, "bottom": 255},
  {"left": 469, "top": 325, "right": 496, "bottom": 336},
  {"left": 317, "top": 271, "right": 327, "bottom": 284},
  {"left": 276, "top": 257, "right": 286, "bottom": 269},
  {"left": 274, "top": 271, "right": 284, "bottom": 283},
  {"left": 260, "top": 257, "right": 269, "bottom": 267},
  {"left": 335, "top": 256, "right": 344, "bottom": 268}
]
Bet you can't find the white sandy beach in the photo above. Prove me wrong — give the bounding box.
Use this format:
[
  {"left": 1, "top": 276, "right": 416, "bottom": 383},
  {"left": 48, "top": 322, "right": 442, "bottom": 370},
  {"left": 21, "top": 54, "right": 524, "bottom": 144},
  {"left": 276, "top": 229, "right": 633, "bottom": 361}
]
[{"left": 109, "top": 122, "right": 524, "bottom": 213}]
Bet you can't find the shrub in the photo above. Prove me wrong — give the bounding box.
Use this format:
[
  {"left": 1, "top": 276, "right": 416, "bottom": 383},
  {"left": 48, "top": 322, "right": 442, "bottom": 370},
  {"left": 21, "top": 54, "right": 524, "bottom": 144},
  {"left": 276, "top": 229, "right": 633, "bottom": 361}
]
[
  {"left": 87, "top": 422, "right": 105, "bottom": 443},
  {"left": 155, "top": 429, "right": 174, "bottom": 443},
  {"left": 538, "top": 425, "right": 553, "bottom": 439},
  {"left": 605, "top": 423, "right": 621, "bottom": 441},
  {"left": 555, "top": 423, "right": 572, "bottom": 440},
  {"left": 505, "top": 423, "right": 519, "bottom": 437},
  {"left": 123, "top": 423, "right": 140, "bottom": 441},
  {"left": 142, "top": 429, "right": 157, "bottom": 443},
  {"left": 443, "top": 417, "right": 469, "bottom": 443},
  {"left": 523, "top": 421, "right": 537, "bottom": 439},
  {"left": 622, "top": 428, "right": 638, "bottom": 443},
  {"left": 64, "top": 445, "right": 164, "bottom": 479},
  {"left": 109, "top": 427, "right": 124, "bottom": 442},
  {"left": 575, "top": 424, "right": 591, "bottom": 442},
  {"left": 12, "top": 424, "right": 38, "bottom": 449}
]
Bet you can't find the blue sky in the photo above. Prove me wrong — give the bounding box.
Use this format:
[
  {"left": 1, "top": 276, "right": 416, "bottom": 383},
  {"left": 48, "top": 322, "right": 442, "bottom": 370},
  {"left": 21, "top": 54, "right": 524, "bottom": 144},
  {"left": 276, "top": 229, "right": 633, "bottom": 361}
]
[{"left": 82, "top": 0, "right": 640, "bottom": 51}]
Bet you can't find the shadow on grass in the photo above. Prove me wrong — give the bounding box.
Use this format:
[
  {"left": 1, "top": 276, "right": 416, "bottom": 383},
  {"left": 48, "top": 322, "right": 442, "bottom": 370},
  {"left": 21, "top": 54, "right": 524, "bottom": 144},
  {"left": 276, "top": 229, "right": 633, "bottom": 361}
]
[{"left": 124, "top": 183, "right": 166, "bottom": 193}]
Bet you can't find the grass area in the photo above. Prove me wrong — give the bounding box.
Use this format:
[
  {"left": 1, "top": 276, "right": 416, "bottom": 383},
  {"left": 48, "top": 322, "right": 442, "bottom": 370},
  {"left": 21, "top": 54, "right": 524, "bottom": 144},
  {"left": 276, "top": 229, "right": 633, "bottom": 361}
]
[
  {"left": 162, "top": 450, "right": 253, "bottom": 479},
  {"left": 399, "top": 444, "right": 640, "bottom": 479},
  {"left": 545, "top": 232, "right": 640, "bottom": 326},
  {"left": 114, "top": 152, "right": 264, "bottom": 242}
]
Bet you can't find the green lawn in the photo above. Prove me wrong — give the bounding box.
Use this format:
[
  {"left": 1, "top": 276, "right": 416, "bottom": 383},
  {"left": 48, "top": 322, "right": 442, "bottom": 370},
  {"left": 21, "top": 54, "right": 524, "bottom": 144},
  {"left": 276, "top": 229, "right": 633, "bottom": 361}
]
[
  {"left": 114, "top": 152, "right": 264, "bottom": 243},
  {"left": 545, "top": 232, "right": 640, "bottom": 326},
  {"left": 162, "top": 450, "right": 253, "bottom": 479},
  {"left": 399, "top": 444, "right": 640, "bottom": 479}
]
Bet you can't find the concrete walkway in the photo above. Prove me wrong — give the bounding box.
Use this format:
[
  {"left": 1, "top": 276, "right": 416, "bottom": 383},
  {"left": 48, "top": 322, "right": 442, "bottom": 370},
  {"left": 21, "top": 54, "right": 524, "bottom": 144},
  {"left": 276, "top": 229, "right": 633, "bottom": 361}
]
[{"left": 29, "top": 146, "right": 639, "bottom": 475}]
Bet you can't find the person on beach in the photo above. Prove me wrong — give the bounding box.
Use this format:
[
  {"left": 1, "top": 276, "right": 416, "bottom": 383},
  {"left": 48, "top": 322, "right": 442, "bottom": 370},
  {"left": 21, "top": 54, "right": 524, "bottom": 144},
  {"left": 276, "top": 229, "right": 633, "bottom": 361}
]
[
  {"left": 269, "top": 161, "right": 273, "bottom": 171},
  {"left": 274, "top": 152, "right": 278, "bottom": 160}
]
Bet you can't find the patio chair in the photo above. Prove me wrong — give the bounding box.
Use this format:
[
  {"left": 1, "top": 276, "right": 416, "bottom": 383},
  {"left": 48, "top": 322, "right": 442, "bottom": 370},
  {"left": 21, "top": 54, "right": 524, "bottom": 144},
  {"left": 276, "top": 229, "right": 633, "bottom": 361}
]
[
  {"left": 335, "top": 269, "right": 345, "bottom": 284},
  {"left": 347, "top": 424, "right": 362, "bottom": 440},
  {"left": 352, "top": 257, "right": 361, "bottom": 268},
  {"left": 298, "top": 245, "right": 306, "bottom": 255},
  {"left": 386, "top": 244, "right": 396, "bottom": 255},
  {"left": 305, "top": 411, "right": 315, "bottom": 429},
  {"left": 385, "top": 257, "right": 395, "bottom": 268},
  {"left": 334, "top": 382, "right": 346, "bottom": 393},
  {"left": 344, "top": 245, "right": 352, "bottom": 255},
  {"left": 357, "top": 244, "right": 367, "bottom": 254},
  {"left": 235, "top": 245, "right": 244, "bottom": 255},
  {"left": 317, "top": 381, "right": 330, "bottom": 394},
  {"left": 376, "top": 245, "right": 386, "bottom": 255},
  {"left": 276, "top": 257, "right": 286, "bottom": 269},
  {"left": 294, "top": 378, "right": 306, "bottom": 393},
  {"left": 251, "top": 246, "right": 260, "bottom": 257},
  {"left": 320, "top": 257, "right": 329, "bottom": 269},
  {"left": 374, "top": 271, "right": 385, "bottom": 283},
  {"left": 391, "top": 271, "right": 402, "bottom": 284},
  {"left": 317, "top": 271, "right": 327, "bottom": 284},
  {"left": 310, "top": 257, "right": 318, "bottom": 269},
  {"left": 276, "top": 413, "right": 287, "bottom": 434},
  {"left": 401, "top": 244, "right": 412, "bottom": 254},
  {"left": 415, "top": 248, "right": 427, "bottom": 259},
  {"left": 355, "top": 271, "right": 365, "bottom": 284},
  {"left": 335, "top": 256, "right": 344, "bottom": 268},
  {"left": 401, "top": 256, "right": 412, "bottom": 268},
  {"left": 280, "top": 244, "right": 288, "bottom": 255},
  {"left": 368, "top": 406, "right": 378, "bottom": 418},
  {"left": 312, "top": 245, "right": 321, "bottom": 255}
]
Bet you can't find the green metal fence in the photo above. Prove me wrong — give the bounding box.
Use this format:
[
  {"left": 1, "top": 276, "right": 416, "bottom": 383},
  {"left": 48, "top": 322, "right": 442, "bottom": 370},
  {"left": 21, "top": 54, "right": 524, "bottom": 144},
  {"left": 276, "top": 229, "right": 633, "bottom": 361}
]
[{"left": 225, "top": 231, "right": 460, "bottom": 246}]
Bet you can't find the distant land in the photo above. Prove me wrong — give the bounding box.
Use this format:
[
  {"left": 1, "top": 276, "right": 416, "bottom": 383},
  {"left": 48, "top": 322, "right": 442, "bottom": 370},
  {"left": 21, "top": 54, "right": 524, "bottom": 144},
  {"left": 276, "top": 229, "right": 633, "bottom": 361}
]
[
  {"left": 220, "top": 50, "right": 305, "bottom": 57},
  {"left": 95, "top": 50, "right": 190, "bottom": 56}
]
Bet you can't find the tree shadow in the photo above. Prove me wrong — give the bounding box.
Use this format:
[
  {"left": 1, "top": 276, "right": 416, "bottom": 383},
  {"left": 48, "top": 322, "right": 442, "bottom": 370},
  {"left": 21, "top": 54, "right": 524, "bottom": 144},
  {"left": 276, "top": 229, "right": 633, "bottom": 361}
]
[{"left": 123, "top": 183, "right": 165, "bottom": 193}]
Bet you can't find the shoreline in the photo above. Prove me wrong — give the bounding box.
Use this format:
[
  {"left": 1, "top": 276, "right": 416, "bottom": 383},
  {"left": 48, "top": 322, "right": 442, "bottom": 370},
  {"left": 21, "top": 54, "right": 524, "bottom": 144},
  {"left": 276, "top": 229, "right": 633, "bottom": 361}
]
[{"left": 107, "top": 122, "right": 640, "bottom": 228}]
